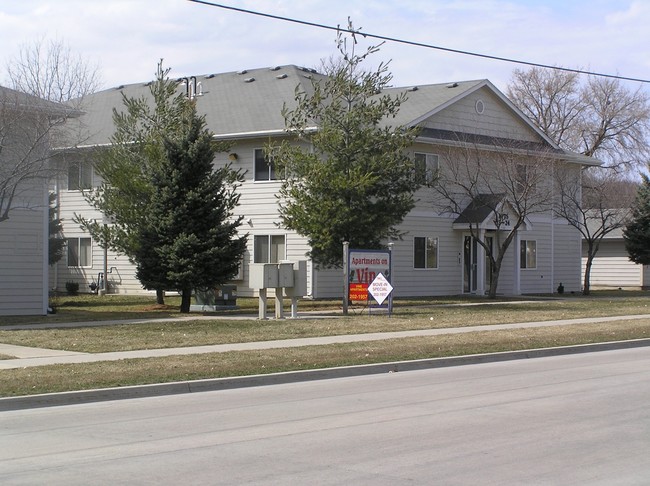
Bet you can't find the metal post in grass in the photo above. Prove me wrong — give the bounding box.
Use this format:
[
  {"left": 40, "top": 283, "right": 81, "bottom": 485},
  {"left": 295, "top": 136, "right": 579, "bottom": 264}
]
[{"left": 343, "top": 241, "right": 349, "bottom": 316}]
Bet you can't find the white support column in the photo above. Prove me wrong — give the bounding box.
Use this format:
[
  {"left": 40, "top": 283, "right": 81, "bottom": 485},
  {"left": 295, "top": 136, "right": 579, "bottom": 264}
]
[
  {"left": 258, "top": 288, "right": 267, "bottom": 320},
  {"left": 274, "top": 288, "right": 284, "bottom": 319}
]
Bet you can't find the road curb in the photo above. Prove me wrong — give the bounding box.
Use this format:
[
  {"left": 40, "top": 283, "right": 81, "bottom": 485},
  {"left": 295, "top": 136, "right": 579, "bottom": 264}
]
[{"left": 2, "top": 338, "right": 650, "bottom": 411}]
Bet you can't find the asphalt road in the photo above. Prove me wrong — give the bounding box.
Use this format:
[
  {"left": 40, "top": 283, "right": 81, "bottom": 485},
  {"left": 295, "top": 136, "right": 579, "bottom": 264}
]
[{"left": 2, "top": 347, "right": 650, "bottom": 485}]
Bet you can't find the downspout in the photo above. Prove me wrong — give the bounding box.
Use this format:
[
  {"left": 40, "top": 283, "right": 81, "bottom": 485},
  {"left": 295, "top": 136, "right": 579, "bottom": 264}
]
[
  {"left": 42, "top": 184, "right": 50, "bottom": 315},
  {"left": 550, "top": 162, "right": 555, "bottom": 294}
]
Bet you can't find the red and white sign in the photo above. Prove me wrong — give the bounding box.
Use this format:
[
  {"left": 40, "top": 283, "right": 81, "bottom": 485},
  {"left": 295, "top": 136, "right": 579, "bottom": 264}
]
[{"left": 368, "top": 272, "right": 393, "bottom": 305}]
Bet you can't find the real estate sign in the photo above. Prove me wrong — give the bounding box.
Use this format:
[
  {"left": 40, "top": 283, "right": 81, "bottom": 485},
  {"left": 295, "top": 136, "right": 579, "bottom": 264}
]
[{"left": 348, "top": 249, "right": 391, "bottom": 302}]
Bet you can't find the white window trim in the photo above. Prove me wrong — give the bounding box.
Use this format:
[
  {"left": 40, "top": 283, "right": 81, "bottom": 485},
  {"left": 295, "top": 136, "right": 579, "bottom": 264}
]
[
  {"left": 67, "top": 161, "right": 93, "bottom": 191},
  {"left": 413, "top": 236, "right": 439, "bottom": 270},
  {"left": 253, "top": 234, "right": 287, "bottom": 263},
  {"left": 520, "top": 239, "right": 537, "bottom": 270},
  {"left": 67, "top": 237, "right": 93, "bottom": 268},
  {"left": 414, "top": 152, "right": 439, "bottom": 186},
  {"left": 253, "top": 148, "right": 278, "bottom": 182}
]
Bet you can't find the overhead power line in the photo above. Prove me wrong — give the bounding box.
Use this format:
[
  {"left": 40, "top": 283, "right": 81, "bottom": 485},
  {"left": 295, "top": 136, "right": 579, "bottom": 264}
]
[{"left": 187, "top": 0, "right": 650, "bottom": 85}]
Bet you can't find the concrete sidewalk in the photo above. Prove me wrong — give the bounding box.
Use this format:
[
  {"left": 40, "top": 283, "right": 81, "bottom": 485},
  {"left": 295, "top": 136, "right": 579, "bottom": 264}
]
[
  {"left": 2, "top": 313, "right": 650, "bottom": 410},
  {"left": 2, "top": 314, "right": 650, "bottom": 370}
]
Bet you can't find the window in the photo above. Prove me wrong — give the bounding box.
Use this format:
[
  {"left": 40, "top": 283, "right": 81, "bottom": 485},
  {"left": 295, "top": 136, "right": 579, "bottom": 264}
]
[
  {"left": 254, "top": 235, "right": 286, "bottom": 263},
  {"left": 520, "top": 240, "right": 536, "bottom": 269},
  {"left": 414, "top": 236, "right": 438, "bottom": 269},
  {"left": 67, "top": 238, "right": 92, "bottom": 267},
  {"left": 515, "top": 163, "right": 532, "bottom": 195},
  {"left": 68, "top": 161, "right": 92, "bottom": 190},
  {"left": 254, "top": 148, "right": 277, "bottom": 181},
  {"left": 414, "top": 153, "right": 439, "bottom": 186}
]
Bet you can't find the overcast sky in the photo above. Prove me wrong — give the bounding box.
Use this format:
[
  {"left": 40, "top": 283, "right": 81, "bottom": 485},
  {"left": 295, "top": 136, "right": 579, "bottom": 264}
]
[{"left": 1, "top": 0, "right": 648, "bottom": 93}]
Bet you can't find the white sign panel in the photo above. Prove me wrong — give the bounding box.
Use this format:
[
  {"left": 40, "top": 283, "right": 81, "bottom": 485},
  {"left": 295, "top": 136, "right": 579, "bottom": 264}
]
[{"left": 368, "top": 272, "right": 393, "bottom": 305}]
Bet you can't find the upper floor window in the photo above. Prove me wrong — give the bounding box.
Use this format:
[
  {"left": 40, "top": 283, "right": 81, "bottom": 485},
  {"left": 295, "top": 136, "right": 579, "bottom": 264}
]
[
  {"left": 414, "top": 236, "right": 438, "bottom": 269},
  {"left": 254, "top": 148, "right": 277, "bottom": 181},
  {"left": 520, "top": 239, "right": 537, "bottom": 269},
  {"left": 254, "top": 234, "right": 286, "bottom": 263},
  {"left": 515, "top": 163, "right": 533, "bottom": 195},
  {"left": 68, "top": 161, "right": 92, "bottom": 190},
  {"left": 414, "top": 153, "right": 439, "bottom": 186},
  {"left": 67, "top": 237, "right": 92, "bottom": 267}
]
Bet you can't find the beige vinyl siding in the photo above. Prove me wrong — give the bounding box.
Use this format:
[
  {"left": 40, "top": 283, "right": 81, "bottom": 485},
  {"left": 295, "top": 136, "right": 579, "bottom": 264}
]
[
  {"left": 0, "top": 209, "right": 47, "bottom": 315},
  {"left": 518, "top": 221, "right": 553, "bottom": 294},
  {"left": 421, "top": 87, "right": 542, "bottom": 143},
  {"left": 553, "top": 221, "right": 582, "bottom": 293},
  {"left": 582, "top": 239, "right": 644, "bottom": 288}
]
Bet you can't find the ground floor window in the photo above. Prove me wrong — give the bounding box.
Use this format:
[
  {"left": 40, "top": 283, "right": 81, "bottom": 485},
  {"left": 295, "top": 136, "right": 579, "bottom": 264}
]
[
  {"left": 254, "top": 235, "right": 286, "bottom": 263},
  {"left": 67, "top": 237, "right": 92, "bottom": 267},
  {"left": 520, "top": 239, "right": 537, "bottom": 269},
  {"left": 414, "top": 236, "right": 438, "bottom": 269}
]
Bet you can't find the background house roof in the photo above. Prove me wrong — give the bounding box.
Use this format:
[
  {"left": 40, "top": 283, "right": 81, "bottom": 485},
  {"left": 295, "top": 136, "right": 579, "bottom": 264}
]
[{"left": 0, "top": 85, "right": 81, "bottom": 117}]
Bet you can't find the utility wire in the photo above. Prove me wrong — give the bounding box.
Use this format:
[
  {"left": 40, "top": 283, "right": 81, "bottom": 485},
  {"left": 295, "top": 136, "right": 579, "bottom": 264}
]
[{"left": 187, "top": 0, "right": 650, "bottom": 85}]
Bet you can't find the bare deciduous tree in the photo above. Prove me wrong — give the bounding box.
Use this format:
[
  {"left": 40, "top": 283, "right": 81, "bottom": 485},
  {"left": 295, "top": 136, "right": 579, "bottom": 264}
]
[
  {"left": 6, "top": 37, "right": 101, "bottom": 107},
  {"left": 507, "top": 67, "right": 650, "bottom": 171},
  {"left": 508, "top": 67, "right": 649, "bottom": 293},
  {"left": 0, "top": 38, "right": 99, "bottom": 223},
  {"left": 555, "top": 166, "right": 637, "bottom": 295}
]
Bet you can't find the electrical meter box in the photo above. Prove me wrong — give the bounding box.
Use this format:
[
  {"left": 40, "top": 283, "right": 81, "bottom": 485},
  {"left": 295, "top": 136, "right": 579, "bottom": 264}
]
[
  {"left": 278, "top": 261, "right": 295, "bottom": 288},
  {"left": 249, "top": 263, "right": 278, "bottom": 289}
]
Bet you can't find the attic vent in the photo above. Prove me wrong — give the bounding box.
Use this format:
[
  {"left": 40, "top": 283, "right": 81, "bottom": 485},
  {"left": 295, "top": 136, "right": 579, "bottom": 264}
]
[
  {"left": 276, "top": 73, "right": 288, "bottom": 80},
  {"left": 244, "top": 77, "right": 255, "bottom": 83},
  {"left": 447, "top": 82, "right": 459, "bottom": 88},
  {"left": 205, "top": 74, "right": 216, "bottom": 79},
  {"left": 270, "top": 66, "right": 281, "bottom": 71},
  {"left": 144, "top": 81, "right": 153, "bottom": 87},
  {"left": 116, "top": 85, "right": 125, "bottom": 90},
  {"left": 475, "top": 99, "right": 485, "bottom": 114},
  {"left": 237, "top": 70, "right": 248, "bottom": 75},
  {"left": 303, "top": 74, "right": 313, "bottom": 80},
  {"left": 406, "top": 86, "right": 418, "bottom": 92}
]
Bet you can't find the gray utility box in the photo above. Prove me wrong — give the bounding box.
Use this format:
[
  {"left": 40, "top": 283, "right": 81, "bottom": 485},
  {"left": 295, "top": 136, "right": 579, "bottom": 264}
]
[
  {"left": 278, "top": 262, "right": 294, "bottom": 288},
  {"left": 249, "top": 263, "right": 279, "bottom": 289}
]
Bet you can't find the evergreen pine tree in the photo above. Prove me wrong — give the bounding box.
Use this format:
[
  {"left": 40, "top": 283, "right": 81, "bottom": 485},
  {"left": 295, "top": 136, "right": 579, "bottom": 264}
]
[
  {"left": 135, "top": 107, "right": 246, "bottom": 313},
  {"left": 624, "top": 172, "right": 650, "bottom": 264},
  {"left": 272, "top": 22, "right": 419, "bottom": 269}
]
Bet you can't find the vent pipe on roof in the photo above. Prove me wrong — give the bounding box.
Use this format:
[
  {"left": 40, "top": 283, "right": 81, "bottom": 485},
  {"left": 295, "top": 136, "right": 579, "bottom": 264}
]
[
  {"left": 244, "top": 77, "right": 255, "bottom": 83},
  {"left": 276, "top": 73, "right": 288, "bottom": 80},
  {"left": 447, "top": 82, "right": 459, "bottom": 88}
]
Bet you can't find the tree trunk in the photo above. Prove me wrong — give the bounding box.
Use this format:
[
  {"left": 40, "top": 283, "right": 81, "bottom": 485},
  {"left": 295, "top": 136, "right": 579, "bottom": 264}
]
[
  {"left": 488, "top": 262, "right": 501, "bottom": 299},
  {"left": 180, "top": 287, "right": 192, "bottom": 313},
  {"left": 583, "top": 255, "right": 594, "bottom": 296},
  {"left": 156, "top": 289, "right": 165, "bottom": 305}
]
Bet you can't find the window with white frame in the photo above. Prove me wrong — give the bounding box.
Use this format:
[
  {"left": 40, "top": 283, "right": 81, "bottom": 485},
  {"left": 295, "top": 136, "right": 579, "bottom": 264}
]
[
  {"left": 414, "top": 236, "right": 438, "bottom": 269},
  {"left": 414, "top": 153, "right": 439, "bottom": 186},
  {"left": 254, "top": 148, "right": 278, "bottom": 181},
  {"left": 254, "top": 235, "right": 286, "bottom": 263},
  {"left": 67, "top": 237, "right": 92, "bottom": 267},
  {"left": 520, "top": 239, "right": 537, "bottom": 269},
  {"left": 68, "top": 161, "right": 92, "bottom": 190}
]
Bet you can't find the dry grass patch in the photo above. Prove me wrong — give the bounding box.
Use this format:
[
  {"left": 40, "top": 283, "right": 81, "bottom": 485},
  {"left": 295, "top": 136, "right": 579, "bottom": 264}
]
[{"left": 2, "top": 319, "right": 649, "bottom": 397}]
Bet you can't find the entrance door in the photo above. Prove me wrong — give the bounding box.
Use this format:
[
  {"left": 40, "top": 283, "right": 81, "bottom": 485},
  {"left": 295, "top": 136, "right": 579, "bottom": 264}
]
[
  {"left": 464, "top": 235, "right": 494, "bottom": 294},
  {"left": 463, "top": 236, "right": 477, "bottom": 293}
]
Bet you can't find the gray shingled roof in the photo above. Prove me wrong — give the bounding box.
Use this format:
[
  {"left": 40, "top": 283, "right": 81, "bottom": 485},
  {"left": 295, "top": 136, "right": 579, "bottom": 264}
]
[
  {"left": 454, "top": 194, "right": 506, "bottom": 225},
  {"left": 72, "top": 65, "right": 486, "bottom": 147}
]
